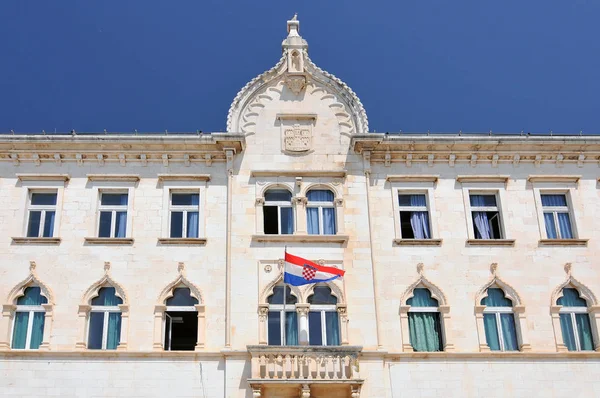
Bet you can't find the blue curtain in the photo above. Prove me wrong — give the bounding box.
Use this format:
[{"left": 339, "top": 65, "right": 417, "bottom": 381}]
[
  {"left": 308, "top": 311, "right": 322, "bottom": 345},
  {"left": 267, "top": 312, "right": 281, "bottom": 345},
  {"left": 11, "top": 312, "right": 29, "bottom": 349},
  {"left": 115, "top": 211, "right": 127, "bottom": 238},
  {"left": 409, "top": 195, "right": 430, "bottom": 239},
  {"left": 407, "top": 288, "right": 438, "bottom": 307},
  {"left": 325, "top": 312, "right": 340, "bottom": 345},
  {"left": 544, "top": 213, "right": 557, "bottom": 239},
  {"left": 500, "top": 314, "right": 519, "bottom": 351},
  {"left": 470, "top": 195, "right": 491, "bottom": 239},
  {"left": 323, "top": 208, "right": 336, "bottom": 235},
  {"left": 541, "top": 194, "right": 567, "bottom": 207},
  {"left": 30, "top": 312, "right": 45, "bottom": 349},
  {"left": 43, "top": 211, "right": 55, "bottom": 237},
  {"left": 88, "top": 312, "right": 104, "bottom": 349},
  {"left": 559, "top": 314, "right": 577, "bottom": 351},
  {"left": 481, "top": 288, "right": 512, "bottom": 307},
  {"left": 187, "top": 211, "right": 199, "bottom": 238},
  {"left": 285, "top": 312, "right": 298, "bottom": 345},
  {"left": 483, "top": 314, "right": 501, "bottom": 351},
  {"left": 92, "top": 287, "right": 123, "bottom": 306},
  {"left": 307, "top": 190, "right": 334, "bottom": 202},
  {"left": 107, "top": 313, "right": 122, "bottom": 350},
  {"left": 280, "top": 207, "right": 293, "bottom": 234},
  {"left": 307, "top": 207, "right": 319, "bottom": 235},
  {"left": 408, "top": 312, "right": 442, "bottom": 352},
  {"left": 576, "top": 314, "right": 594, "bottom": 351},
  {"left": 17, "top": 287, "right": 48, "bottom": 305},
  {"left": 557, "top": 213, "right": 573, "bottom": 238},
  {"left": 557, "top": 288, "right": 587, "bottom": 307}
]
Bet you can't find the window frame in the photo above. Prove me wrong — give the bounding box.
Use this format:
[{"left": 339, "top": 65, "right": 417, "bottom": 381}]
[
  {"left": 391, "top": 184, "right": 438, "bottom": 241},
  {"left": 558, "top": 307, "right": 589, "bottom": 351},
  {"left": 97, "top": 190, "right": 129, "bottom": 238},
  {"left": 306, "top": 189, "right": 337, "bottom": 235},
  {"left": 540, "top": 192, "right": 574, "bottom": 239},
  {"left": 266, "top": 303, "right": 298, "bottom": 346},
  {"left": 168, "top": 191, "right": 201, "bottom": 238},
  {"left": 397, "top": 192, "right": 432, "bottom": 239},
  {"left": 11, "top": 304, "right": 45, "bottom": 350},
  {"left": 264, "top": 189, "right": 294, "bottom": 235},
  {"left": 88, "top": 304, "right": 121, "bottom": 350},
  {"left": 466, "top": 190, "right": 506, "bottom": 240},
  {"left": 531, "top": 184, "right": 581, "bottom": 241},
  {"left": 25, "top": 190, "right": 58, "bottom": 238},
  {"left": 482, "top": 306, "right": 515, "bottom": 351},
  {"left": 307, "top": 303, "right": 339, "bottom": 346}
]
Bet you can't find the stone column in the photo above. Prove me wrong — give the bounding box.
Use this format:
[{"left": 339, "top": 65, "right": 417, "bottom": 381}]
[
  {"left": 294, "top": 197, "right": 307, "bottom": 234},
  {"left": 334, "top": 198, "right": 345, "bottom": 234},
  {"left": 153, "top": 305, "right": 166, "bottom": 351},
  {"left": 296, "top": 304, "right": 310, "bottom": 345},
  {"left": 75, "top": 304, "right": 91, "bottom": 350},
  {"left": 0, "top": 305, "right": 16, "bottom": 350},
  {"left": 550, "top": 306, "right": 568, "bottom": 352},
  {"left": 195, "top": 304, "right": 206, "bottom": 350},
  {"left": 513, "top": 305, "right": 531, "bottom": 351},
  {"left": 474, "top": 306, "right": 490, "bottom": 352},
  {"left": 588, "top": 305, "right": 600, "bottom": 351},
  {"left": 39, "top": 303, "right": 53, "bottom": 351},
  {"left": 439, "top": 305, "right": 454, "bottom": 352},
  {"left": 255, "top": 198, "right": 265, "bottom": 234},
  {"left": 337, "top": 304, "right": 349, "bottom": 345},
  {"left": 258, "top": 305, "right": 269, "bottom": 345},
  {"left": 399, "top": 306, "right": 413, "bottom": 352},
  {"left": 117, "top": 304, "right": 129, "bottom": 351}
]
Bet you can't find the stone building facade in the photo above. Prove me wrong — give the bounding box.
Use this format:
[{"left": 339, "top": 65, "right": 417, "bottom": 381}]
[{"left": 1, "top": 17, "right": 599, "bottom": 398}]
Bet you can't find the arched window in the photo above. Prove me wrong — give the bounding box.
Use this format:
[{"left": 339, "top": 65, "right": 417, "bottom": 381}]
[
  {"left": 307, "top": 190, "right": 336, "bottom": 235},
  {"left": 557, "top": 288, "right": 595, "bottom": 351},
  {"left": 267, "top": 286, "right": 298, "bottom": 346},
  {"left": 87, "top": 287, "right": 123, "bottom": 350},
  {"left": 307, "top": 286, "right": 339, "bottom": 346},
  {"left": 164, "top": 288, "right": 199, "bottom": 351},
  {"left": 406, "top": 288, "right": 443, "bottom": 352},
  {"left": 264, "top": 189, "right": 293, "bottom": 235},
  {"left": 12, "top": 287, "right": 47, "bottom": 350},
  {"left": 481, "top": 288, "right": 518, "bottom": 351}
]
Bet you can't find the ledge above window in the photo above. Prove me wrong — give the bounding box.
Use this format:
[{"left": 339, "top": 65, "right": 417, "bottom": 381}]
[
  {"left": 528, "top": 175, "right": 580, "bottom": 184},
  {"left": 86, "top": 174, "right": 140, "bottom": 182},
  {"left": 456, "top": 175, "right": 509, "bottom": 183},
  {"left": 250, "top": 170, "right": 346, "bottom": 178},
  {"left": 11, "top": 237, "right": 61, "bottom": 245},
  {"left": 539, "top": 239, "right": 588, "bottom": 246},
  {"left": 393, "top": 238, "right": 442, "bottom": 246},
  {"left": 387, "top": 175, "right": 439, "bottom": 183},
  {"left": 157, "top": 238, "right": 207, "bottom": 245},
  {"left": 252, "top": 234, "right": 349, "bottom": 243},
  {"left": 157, "top": 174, "right": 210, "bottom": 182},
  {"left": 466, "top": 239, "right": 515, "bottom": 246},
  {"left": 84, "top": 237, "right": 134, "bottom": 245},
  {"left": 16, "top": 174, "right": 70, "bottom": 182}
]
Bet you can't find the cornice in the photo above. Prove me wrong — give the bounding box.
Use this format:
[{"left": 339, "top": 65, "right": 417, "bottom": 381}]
[
  {"left": 528, "top": 175, "right": 580, "bottom": 183},
  {"left": 386, "top": 175, "right": 438, "bottom": 183},
  {"left": 251, "top": 170, "right": 346, "bottom": 178},
  {"left": 16, "top": 174, "right": 70, "bottom": 182},
  {"left": 157, "top": 174, "right": 211, "bottom": 182},
  {"left": 87, "top": 174, "right": 140, "bottom": 182},
  {"left": 456, "top": 175, "right": 510, "bottom": 183}
]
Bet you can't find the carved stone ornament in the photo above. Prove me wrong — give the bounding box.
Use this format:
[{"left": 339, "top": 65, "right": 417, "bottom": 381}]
[
  {"left": 285, "top": 74, "right": 306, "bottom": 95},
  {"left": 284, "top": 124, "right": 312, "bottom": 152}
]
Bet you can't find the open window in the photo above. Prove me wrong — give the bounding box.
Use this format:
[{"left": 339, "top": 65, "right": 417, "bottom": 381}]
[
  {"left": 398, "top": 194, "right": 431, "bottom": 239},
  {"left": 263, "top": 189, "right": 294, "bottom": 235},
  {"left": 469, "top": 193, "right": 503, "bottom": 239},
  {"left": 164, "top": 288, "right": 199, "bottom": 351}
]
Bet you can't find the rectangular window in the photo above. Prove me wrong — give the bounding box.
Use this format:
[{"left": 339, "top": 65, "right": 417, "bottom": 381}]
[
  {"left": 169, "top": 192, "right": 200, "bottom": 238},
  {"left": 308, "top": 310, "right": 340, "bottom": 346},
  {"left": 469, "top": 193, "right": 503, "bottom": 239},
  {"left": 541, "top": 194, "right": 573, "bottom": 239},
  {"left": 98, "top": 192, "right": 128, "bottom": 238},
  {"left": 398, "top": 194, "right": 431, "bottom": 239},
  {"left": 26, "top": 192, "right": 57, "bottom": 238}
]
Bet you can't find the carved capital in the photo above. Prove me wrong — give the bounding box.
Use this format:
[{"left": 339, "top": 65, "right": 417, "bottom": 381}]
[
  {"left": 296, "top": 304, "right": 310, "bottom": 316},
  {"left": 255, "top": 197, "right": 265, "bottom": 206},
  {"left": 293, "top": 196, "right": 308, "bottom": 205},
  {"left": 258, "top": 305, "right": 269, "bottom": 320},
  {"left": 285, "top": 75, "right": 307, "bottom": 95},
  {"left": 334, "top": 198, "right": 344, "bottom": 206}
]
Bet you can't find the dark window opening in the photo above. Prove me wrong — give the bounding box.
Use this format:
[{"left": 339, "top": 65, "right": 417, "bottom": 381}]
[
  {"left": 264, "top": 206, "right": 279, "bottom": 234},
  {"left": 164, "top": 311, "right": 198, "bottom": 351},
  {"left": 400, "top": 211, "right": 415, "bottom": 238},
  {"left": 472, "top": 211, "right": 502, "bottom": 239}
]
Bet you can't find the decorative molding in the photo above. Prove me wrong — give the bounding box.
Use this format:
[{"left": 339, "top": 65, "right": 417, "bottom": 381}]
[
  {"left": 16, "top": 174, "right": 70, "bottom": 182},
  {"left": 528, "top": 175, "right": 580, "bottom": 183},
  {"left": 386, "top": 175, "right": 439, "bottom": 183},
  {"left": 11, "top": 237, "right": 61, "bottom": 245},
  {"left": 456, "top": 175, "right": 509, "bottom": 183},
  {"left": 80, "top": 262, "right": 129, "bottom": 305},
  {"left": 538, "top": 239, "right": 588, "bottom": 246},
  {"left": 84, "top": 237, "right": 134, "bottom": 245},
  {"left": 259, "top": 273, "right": 302, "bottom": 305},
  {"left": 393, "top": 239, "right": 442, "bottom": 246},
  {"left": 157, "top": 263, "right": 204, "bottom": 305},
  {"left": 474, "top": 264, "right": 523, "bottom": 306},
  {"left": 466, "top": 239, "right": 515, "bottom": 246},
  {"left": 86, "top": 174, "right": 140, "bottom": 182},
  {"left": 251, "top": 234, "right": 349, "bottom": 244},
  {"left": 157, "top": 174, "right": 211, "bottom": 182},
  {"left": 6, "top": 261, "right": 55, "bottom": 305},
  {"left": 551, "top": 266, "right": 598, "bottom": 307},
  {"left": 276, "top": 113, "right": 317, "bottom": 120},
  {"left": 400, "top": 264, "right": 447, "bottom": 306},
  {"left": 250, "top": 170, "right": 346, "bottom": 178},
  {"left": 157, "top": 238, "right": 207, "bottom": 245}
]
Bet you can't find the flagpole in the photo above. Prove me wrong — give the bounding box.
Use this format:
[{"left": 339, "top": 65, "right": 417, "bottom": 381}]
[{"left": 283, "top": 246, "right": 287, "bottom": 346}]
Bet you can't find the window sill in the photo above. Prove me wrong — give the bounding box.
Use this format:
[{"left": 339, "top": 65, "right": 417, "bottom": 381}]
[
  {"left": 466, "top": 239, "right": 515, "bottom": 246},
  {"left": 158, "top": 238, "right": 207, "bottom": 245},
  {"left": 393, "top": 238, "right": 442, "bottom": 246},
  {"left": 84, "top": 237, "right": 134, "bottom": 245},
  {"left": 252, "top": 234, "right": 349, "bottom": 243},
  {"left": 11, "top": 237, "right": 61, "bottom": 245},
  {"left": 539, "top": 239, "right": 588, "bottom": 246}
]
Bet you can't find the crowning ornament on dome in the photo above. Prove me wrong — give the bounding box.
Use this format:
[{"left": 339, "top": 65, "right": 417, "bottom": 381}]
[{"left": 226, "top": 15, "right": 369, "bottom": 136}]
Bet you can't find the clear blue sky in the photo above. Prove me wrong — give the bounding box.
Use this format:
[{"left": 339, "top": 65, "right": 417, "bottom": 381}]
[{"left": 1, "top": 1, "right": 599, "bottom": 134}]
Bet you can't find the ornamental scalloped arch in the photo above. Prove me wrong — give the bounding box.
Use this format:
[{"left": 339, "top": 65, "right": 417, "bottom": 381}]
[
  {"left": 551, "top": 274, "right": 598, "bottom": 307},
  {"left": 400, "top": 274, "right": 448, "bottom": 307},
  {"left": 259, "top": 273, "right": 302, "bottom": 305},
  {"left": 81, "top": 270, "right": 129, "bottom": 306},
  {"left": 475, "top": 275, "right": 523, "bottom": 307},
  {"left": 157, "top": 268, "right": 204, "bottom": 305},
  {"left": 301, "top": 182, "right": 342, "bottom": 200},
  {"left": 6, "top": 262, "right": 55, "bottom": 305},
  {"left": 303, "top": 279, "right": 346, "bottom": 305}
]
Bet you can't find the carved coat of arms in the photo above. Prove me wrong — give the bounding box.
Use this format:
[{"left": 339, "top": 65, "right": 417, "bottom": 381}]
[{"left": 284, "top": 124, "right": 311, "bottom": 152}]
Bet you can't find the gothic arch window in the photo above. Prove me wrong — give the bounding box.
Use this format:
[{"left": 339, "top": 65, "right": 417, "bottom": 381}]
[
  {"left": 306, "top": 189, "right": 336, "bottom": 235},
  {"left": 87, "top": 287, "right": 123, "bottom": 350},
  {"left": 307, "top": 286, "right": 340, "bottom": 346},
  {"left": 267, "top": 285, "right": 298, "bottom": 346},
  {"left": 264, "top": 188, "right": 294, "bottom": 235},
  {"left": 556, "top": 287, "right": 595, "bottom": 351},
  {"left": 405, "top": 288, "right": 443, "bottom": 352},
  {"left": 480, "top": 288, "right": 519, "bottom": 351},
  {"left": 11, "top": 287, "right": 48, "bottom": 350}
]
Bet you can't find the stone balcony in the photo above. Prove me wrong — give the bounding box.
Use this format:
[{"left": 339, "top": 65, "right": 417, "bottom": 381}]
[{"left": 247, "top": 345, "right": 363, "bottom": 397}]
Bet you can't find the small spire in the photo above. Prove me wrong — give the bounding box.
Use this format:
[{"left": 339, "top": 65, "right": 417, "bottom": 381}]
[
  {"left": 287, "top": 14, "right": 300, "bottom": 37},
  {"left": 29, "top": 261, "right": 37, "bottom": 272},
  {"left": 417, "top": 263, "right": 424, "bottom": 276},
  {"left": 564, "top": 262, "right": 572, "bottom": 276},
  {"left": 490, "top": 263, "right": 498, "bottom": 276},
  {"left": 104, "top": 261, "right": 111, "bottom": 274},
  {"left": 178, "top": 262, "right": 185, "bottom": 275}
]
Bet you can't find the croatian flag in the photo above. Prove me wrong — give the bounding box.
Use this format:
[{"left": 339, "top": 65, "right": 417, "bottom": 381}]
[{"left": 283, "top": 251, "right": 345, "bottom": 286}]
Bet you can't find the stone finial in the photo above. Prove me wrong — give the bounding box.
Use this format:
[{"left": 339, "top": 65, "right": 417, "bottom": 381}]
[
  {"left": 104, "top": 261, "right": 111, "bottom": 274},
  {"left": 490, "top": 263, "right": 498, "bottom": 276},
  {"left": 416, "top": 263, "right": 424, "bottom": 276},
  {"left": 564, "top": 262, "right": 572, "bottom": 276},
  {"left": 178, "top": 262, "right": 185, "bottom": 275},
  {"left": 287, "top": 14, "right": 300, "bottom": 36},
  {"left": 29, "top": 261, "right": 36, "bottom": 273}
]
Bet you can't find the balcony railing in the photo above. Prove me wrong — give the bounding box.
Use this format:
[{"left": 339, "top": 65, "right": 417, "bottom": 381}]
[{"left": 247, "top": 345, "right": 363, "bottom": 383}]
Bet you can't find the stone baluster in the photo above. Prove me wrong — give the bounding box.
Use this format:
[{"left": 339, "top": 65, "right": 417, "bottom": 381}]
[{"left": 340, "top": 356, "right": 348, "bottom": 379}]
